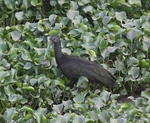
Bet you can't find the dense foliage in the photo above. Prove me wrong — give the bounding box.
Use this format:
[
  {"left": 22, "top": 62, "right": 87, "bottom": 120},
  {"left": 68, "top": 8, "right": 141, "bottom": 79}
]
[{"left": 0, "top": 0, "right": 150, "bottom": 122}]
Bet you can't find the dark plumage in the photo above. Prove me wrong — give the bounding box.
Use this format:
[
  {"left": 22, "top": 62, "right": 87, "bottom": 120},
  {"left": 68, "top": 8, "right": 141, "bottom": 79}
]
[{"left": 50, "top": 35, "right": 118, "bottom": 88}]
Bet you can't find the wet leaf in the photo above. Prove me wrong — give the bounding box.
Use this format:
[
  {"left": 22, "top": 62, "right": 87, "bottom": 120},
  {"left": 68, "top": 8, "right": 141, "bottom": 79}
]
[
  {"left": 73, "top": 94, "right": 85, "bottom": 103},
  {"left": 126, "top": 29, "right": 137, "bottom": 40},
  {"left": 102, "top": 16, "right": 112, "bottom": 25},
  {"left": 141, "top": 90, "right": 150, "bottom": 100},
  {"left": 128, "top": 67, "right": 140, "bottom": 79},
  {"left": 10, "top": 31, "right": 21, "bottom": 41},
  {"left": 100, "top": 90, "right": 110, "bottom": 103},
  {"left": 98, "top": 110, "right": 109, "bottom": 122},
  {"left": 22, "top": 0, "right": 31, "bottom": 10},
  {"left": 15, "top": 11, "right": 24, "bottom": 21},
  {"left": 115, "top": 60, "right": 124, "bottom": 71},
  {"left": 110, "top": 118, "right": 127, "bottom": 123},
  {"left": 63, "top": 100, "right": 72, "bottom": 110},
  {"left": 49, "top": 14, "right": 57, "bottom": 25},
  {"left": 83, "top": 5, "right": 93, "bottom": 13},
  {"left": 22, "top": 105, "right": 33, "bottom": 113},
  {"left": 0, "top": 71, "right": 10, "bottom": 82},
  {"left": 91, "top": 97, "right": 104, "bottom": 109},
  {"left": 4, "top": 108, "right": 17, "bottom": 122},
  {"left": 53, "top": 104, "right": 63, "bottom": 114},
  {"left": 72, "top": 115, "right": 84, "bottom": 123},
  {"left": 4, "top": 0, "right": 15, "bottom": 10},
  {"left": 127, "top": 57, "right": 138, "bottom": 67},
  {"left": 115, "top": 11, "right": 127, "bottom": 22},
  {"left": 77, "top": 76, "right": 88, "bottom": 88},
  {"left": 24, "top": 62, "right": 32, "bottom": 70},
  {"left": 67, "top": 10, "right": 79, "bottom": 20},
  {"left": 128, "top": 0, "right": 141, "bottom": 6}
]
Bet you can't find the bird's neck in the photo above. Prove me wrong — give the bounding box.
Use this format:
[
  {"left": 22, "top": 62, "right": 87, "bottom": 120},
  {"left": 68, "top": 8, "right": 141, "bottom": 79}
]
[{"left": 54, "top": 42, "right": 63, "bottom": 62}]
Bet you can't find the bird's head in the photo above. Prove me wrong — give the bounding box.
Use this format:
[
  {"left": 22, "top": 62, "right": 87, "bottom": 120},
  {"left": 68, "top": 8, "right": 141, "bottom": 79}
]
[{"left": 50, "top": 35, "right": 60, "bottom": 43}]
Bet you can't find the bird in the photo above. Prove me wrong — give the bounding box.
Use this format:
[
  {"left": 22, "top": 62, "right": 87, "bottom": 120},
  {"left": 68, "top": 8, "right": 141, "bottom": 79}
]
[{"left": 49, "top": 35, "right": 118, "bottom": 88}]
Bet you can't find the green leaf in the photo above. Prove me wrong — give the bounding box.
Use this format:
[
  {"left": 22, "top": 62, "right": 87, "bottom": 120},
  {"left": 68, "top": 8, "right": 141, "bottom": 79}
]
[
  {"left": 128, "top": 0, "right": 141, "bottom": 6},
  {"left": 110, "top": 0, "right": 126, "bottom": 6},
  {"left": 10, "top": 31, "right": 21, "bottom": 41},
  {"left": 68, "top": 29, "right": 80, "bottom": 37},
  {"left": 0, "top": 71, "right": 10, "bottom": 82},
  {"left": 53, "top": 104, "right": 63, "bottom": 114},
  {"left": 15, "top": 11, "right": 24, "bottom": 21},
  {"left": 83, "top": 5, "right": 93, "bottom": 13},
  {"left": 127, "top": 57, "right": 138, "bottom": 67},
  {"left": 54, "top": 79, "right": 65, "bottom": 89},
  {"left": 72, "top": 115, "right": 84, "bottom": 123},
  {"left": 63, "top": 100, "right": 72, "bottom": 110},
  {"left": 58, "top": 0, "right": 66, "bottom": 5},
  {"left": 22, "top": 0, "right": 31, "bottom": 10},
  {"left": 38, "top": 75, "right": 47, "bottom": 84},
  {"left": 126, "top": 29, "right": 137, "bottom": 40},
  {"left": 22, "top": 105, "right": 33, "bottom": 113},
  {"left": 24, "top": 62, "right": 32, "bottom": 70},
  {"left": 98, "top": 110, "right": 109, "bottom": 122},
  {"left": 0, "top": 41, "right": 8, "bottom": 53},
  {"left": 110, "top": 118, "right": 127, "bottom": 123},
  {"left": 141, "top": 90, "right": 150, "bottom": 100},
  {"left": 15, "top": 81, "right": 22, "bottom": 87},
  {"left": 120, "top": 103, "right": 131, "bottom": 110},
  {"left": 21, "top": 52, "right": 32, "bottom": 61},
  {"left": 31, "top": 0, "right": 40, "bottom": 6},
  {"left": 88, "top": 111, "right": 98, "bottom": 121},
  {"left": 34, "top": 111, "right": 47, "bottom": 123},
  {"left": 22, "top": 84, "right": 35, "bottom": 91},
  {"left": 100, "top": 39, "right": 108, "bottom": 51},
  {"left": 114, "top": 60, "right": 124, "bottom": 71},
  {"left": 49, "top": 14, "right": 57, "bottom": 25},
  {"left": 102, "top": 16, "right": 112, "bottom": 25},
  {"left": 115, "top": 11, "right": 127, "bottom": 22},
  {"left": 30, "top": 78, "right": 37, "bottom": 86},
  {"left": 49, "top": 29, "right": 59, "bottom": 36},
  {"left": 80, "top": 0, "right": 90, "bottom": 4},
  {"left": 88, "top": 50, "right": 96, "bottom": 57},
  {"left": 100, "top": 90, "right": 110, "bottom": 103},
  {"left": 91, "top": 97, "right": 104, "bottom": 109},
  {"left": 101, "top": 49, "right": 110, "bottom": 58},
  {"left": 21, "top": 40, "right": 34, "bottom": 49},
  {"left": 107, "top": 46, "right": 117, "bottom": 53},
  {"left": 70, "top": 1, "right": 78, "bottom": 10},
  {"left": 53, "top": 115, "right": 68, "bottom": 123},
  {"left": 4, "top": 108, "right": 17, "bottom": 122},
  {"left": 77, "top": 23, "right": 88, "bottom": 31},
  {"left": 129, "top": 108, "right": 140, "bottom": 118},
  {"left": 107, "top": 24, "right": 120, "bottom": 32},
  {"left": 128, "top": 67, "right": 140, "bottom": 79},
  {"left": 24, "top": 114, "right": 34, "bottom": 121},
  {"left": 120, "top": 89, "right": 127, "bottom": 95},
  {"left": 73, "top": 94, "right": 85, "bottom": 103},
  {"left": 0, "top": 59, "right": 10, "bottom": 69},
  {"left": 143, "top": 36, "right": 150, "bottom": 51},
  {"left": 4, "top": 0, "right": 15, "bottom": 10},
  {"left": 62, "top": 48, "right": 71, "bottom": 55},
  {"left": 4, "top": 85, "right": 15, "bottom": 96},
  {"left": 8, "top": 94, "right": 21, "bottom": 102},
  {"left": 34, "top": 47, "right": 45, "bottom": 55},
  {"left": 67, "top": 10, "right": 79, "bottom": 20},
  {"left": 77, "top": 76, "right": 88, "bottom": 88}
]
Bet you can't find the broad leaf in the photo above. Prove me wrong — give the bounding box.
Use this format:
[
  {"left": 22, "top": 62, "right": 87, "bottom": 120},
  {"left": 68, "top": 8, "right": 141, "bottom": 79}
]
[{"left": 4, "top": 108, "right": 17, "bottom": 122}]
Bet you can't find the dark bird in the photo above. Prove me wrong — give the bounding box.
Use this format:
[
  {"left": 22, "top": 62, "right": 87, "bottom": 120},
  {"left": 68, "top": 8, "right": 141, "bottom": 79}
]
[{"left": 50, "top": 35, "right": 118, "bottom": 88}]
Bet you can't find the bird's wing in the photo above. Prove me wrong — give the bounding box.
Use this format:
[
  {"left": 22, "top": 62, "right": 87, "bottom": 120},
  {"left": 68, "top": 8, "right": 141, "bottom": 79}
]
[{"left": 60, "top": 57, "right": 117, "bottom": 87}]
